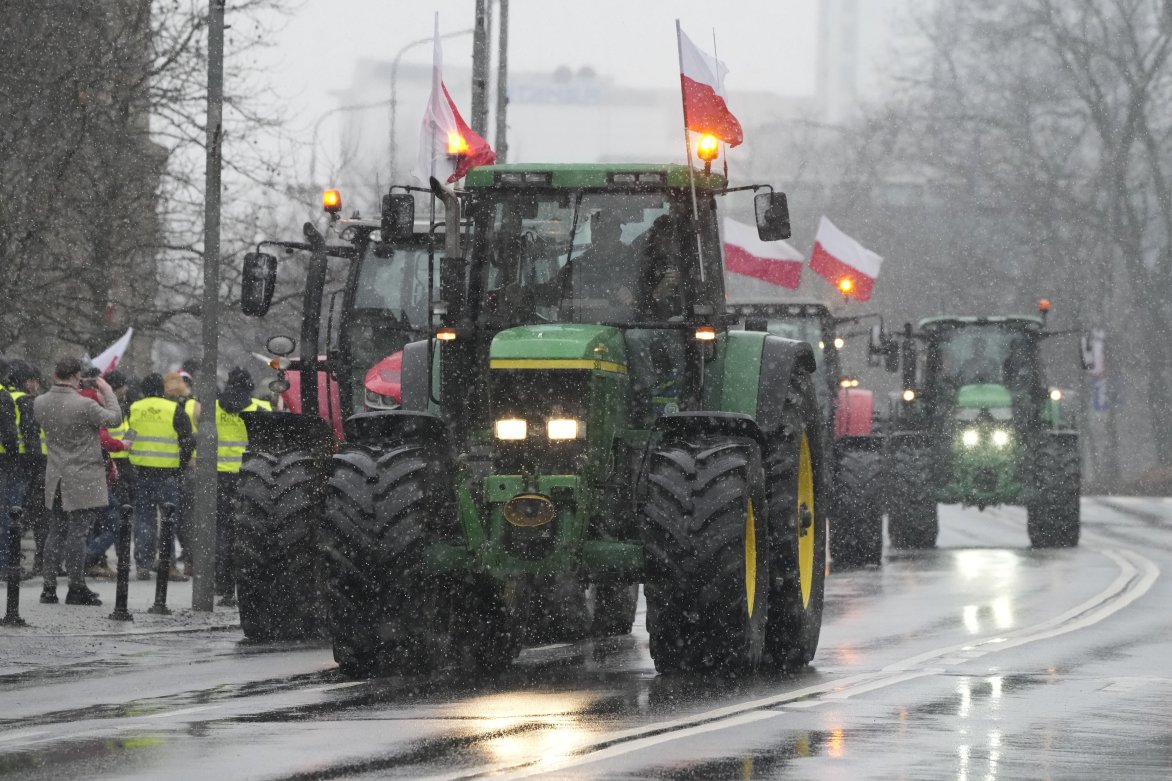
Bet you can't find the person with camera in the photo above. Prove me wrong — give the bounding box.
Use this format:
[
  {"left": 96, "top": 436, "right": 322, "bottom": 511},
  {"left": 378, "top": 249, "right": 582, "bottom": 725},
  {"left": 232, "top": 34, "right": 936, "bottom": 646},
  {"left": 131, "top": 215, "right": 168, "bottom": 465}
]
[{"left": 32, "top": 357, "right": 122, "bottom": 605}]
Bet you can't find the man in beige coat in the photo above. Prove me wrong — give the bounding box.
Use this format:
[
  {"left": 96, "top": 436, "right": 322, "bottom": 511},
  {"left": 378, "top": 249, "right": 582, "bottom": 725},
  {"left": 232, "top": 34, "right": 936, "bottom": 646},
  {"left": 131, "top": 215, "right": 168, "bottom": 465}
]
[{"left": 33, "top": 357, "right": 122, "bottom": 605}]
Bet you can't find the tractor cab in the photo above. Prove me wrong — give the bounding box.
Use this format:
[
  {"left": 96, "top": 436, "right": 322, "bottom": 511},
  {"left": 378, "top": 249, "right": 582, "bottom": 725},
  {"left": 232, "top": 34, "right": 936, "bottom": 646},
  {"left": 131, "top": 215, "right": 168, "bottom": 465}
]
[{"left": 885, "top": 308, "right": 1080, "bottom": 548}]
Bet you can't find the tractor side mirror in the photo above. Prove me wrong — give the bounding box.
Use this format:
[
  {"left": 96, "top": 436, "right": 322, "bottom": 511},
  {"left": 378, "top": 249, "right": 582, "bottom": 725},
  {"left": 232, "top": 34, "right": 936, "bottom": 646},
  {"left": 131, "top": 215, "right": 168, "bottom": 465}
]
[
  {"left": 443, "top": 192, "right": 463, "bottom": 259},
  {"left": 241, "top": 252, "right": 277, "bottom": 317},
  {"left": 754, "top": 191, "right": 791, "bottom": 241},
  {"left": 381, "top": 193, "right": 415, "bottom": 241}
]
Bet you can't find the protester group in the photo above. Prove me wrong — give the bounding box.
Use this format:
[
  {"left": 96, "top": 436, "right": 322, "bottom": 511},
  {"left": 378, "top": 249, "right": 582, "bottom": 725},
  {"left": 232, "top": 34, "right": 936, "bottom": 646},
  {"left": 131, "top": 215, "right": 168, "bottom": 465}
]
[{"left": 0, "top": 356, "right": 271, "bottom": 607}]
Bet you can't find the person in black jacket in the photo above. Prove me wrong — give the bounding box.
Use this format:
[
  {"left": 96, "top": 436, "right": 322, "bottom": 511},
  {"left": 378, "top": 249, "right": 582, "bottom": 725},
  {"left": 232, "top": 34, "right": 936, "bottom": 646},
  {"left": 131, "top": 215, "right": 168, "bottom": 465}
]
[{"left": 0, "top": 356, "right": 19, "bottom": 575}]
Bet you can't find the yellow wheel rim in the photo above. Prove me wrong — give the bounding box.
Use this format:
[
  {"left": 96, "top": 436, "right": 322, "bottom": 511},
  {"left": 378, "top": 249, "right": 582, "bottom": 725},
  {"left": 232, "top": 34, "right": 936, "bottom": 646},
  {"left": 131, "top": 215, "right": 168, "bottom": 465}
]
[
  {"left": 797, "top": 433, "right": 815, "bottom": 609},
  {"left": 745, "top": 500, "right": 757, "bottom": 617}
]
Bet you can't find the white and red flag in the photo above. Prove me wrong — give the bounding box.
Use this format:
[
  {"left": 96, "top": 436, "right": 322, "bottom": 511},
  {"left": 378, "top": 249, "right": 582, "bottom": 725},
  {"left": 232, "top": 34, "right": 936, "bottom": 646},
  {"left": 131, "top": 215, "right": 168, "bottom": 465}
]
[
  {"left": 85, "top": 327, "right": 133, "bottom": 375},
  {"left": 810, "top": 217, "right": 883, "bottom": 301},
  {"left": 723, "top": 217, "right": 803, "bottom": 289},
  {"left": 414, "top": 15, "right": 495, "bottom": 186},
  {"left": 676, "top": 23, "right": 743, "bottom": 147}
]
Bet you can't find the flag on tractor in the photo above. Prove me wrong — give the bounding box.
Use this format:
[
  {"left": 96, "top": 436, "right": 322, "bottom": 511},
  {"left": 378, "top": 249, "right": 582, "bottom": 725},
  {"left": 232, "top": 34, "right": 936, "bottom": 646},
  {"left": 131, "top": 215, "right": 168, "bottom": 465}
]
[
  {"left": 676, "top": 24, "right": 743, "bottom": 147},
  {"left": 722, "top": 217, "right": 803, "bottom": 289},
  {"left": 809, "top": 217, "right": 883, "bottom": 301},
  {"left": 414, "top": 15, "right": 495, "bottom": 186}
]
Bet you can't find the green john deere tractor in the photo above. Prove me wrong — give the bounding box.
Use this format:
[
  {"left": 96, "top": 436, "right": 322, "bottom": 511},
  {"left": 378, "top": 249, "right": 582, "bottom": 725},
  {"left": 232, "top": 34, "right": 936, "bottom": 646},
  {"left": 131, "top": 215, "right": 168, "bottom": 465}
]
[
  {"left": 240, "top": 164, "right": 828, "bottom": 676},
  {"left": 885, "top": 307, "right": 1080, "bottom": 549}
]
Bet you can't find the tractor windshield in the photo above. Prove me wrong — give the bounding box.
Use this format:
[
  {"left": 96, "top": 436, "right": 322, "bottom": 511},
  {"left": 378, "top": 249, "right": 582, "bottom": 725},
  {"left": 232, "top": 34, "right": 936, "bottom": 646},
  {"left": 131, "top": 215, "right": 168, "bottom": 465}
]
[
  {"left": 471, "top": 190, "right": 715, "bottom": 326},
  {"left": 928, "top": 322, "right": 1039, "bottom": 398}
]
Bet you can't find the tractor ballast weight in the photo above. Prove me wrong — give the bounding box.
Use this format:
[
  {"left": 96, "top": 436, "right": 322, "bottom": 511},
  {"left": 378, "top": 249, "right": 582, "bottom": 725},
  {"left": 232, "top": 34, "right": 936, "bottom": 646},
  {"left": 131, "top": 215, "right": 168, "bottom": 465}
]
[
  {"left": 884, "top": 309, "right": 1081, "bottom": 549},
  {"left": 317, "top": 163, "right": 829, "bottom": 676}
]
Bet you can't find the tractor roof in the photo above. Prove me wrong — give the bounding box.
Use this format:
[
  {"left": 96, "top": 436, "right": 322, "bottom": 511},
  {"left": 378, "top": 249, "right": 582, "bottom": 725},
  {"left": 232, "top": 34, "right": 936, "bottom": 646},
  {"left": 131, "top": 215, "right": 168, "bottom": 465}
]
[
  {"left": 919, "top": 315, "right": 1045, "bottom": 331},
  {"left": 463, "top": 163, "right": 726, "bottom": 191},
  {"left": 727, "top": 300, "right": 831, "bottom": 318}
]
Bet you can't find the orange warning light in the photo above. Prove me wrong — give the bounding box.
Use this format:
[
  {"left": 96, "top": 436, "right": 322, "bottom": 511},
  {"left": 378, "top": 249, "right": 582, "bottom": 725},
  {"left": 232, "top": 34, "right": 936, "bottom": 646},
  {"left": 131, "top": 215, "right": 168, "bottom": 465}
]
[
  {"left": 322, "top": 189, "right": 342, "bottom": 214},
  {"left": 1038, "top": 298, "right": 1052, "bottom": 313},
  {"left": 447, "top": 132, "right": 469, "bottom": 155},
  {"left": 696, "top": 134, "right": 719, "bottom": 162},
  {"left": 838, "top": 277, "right": 854, "bottom": 295}
]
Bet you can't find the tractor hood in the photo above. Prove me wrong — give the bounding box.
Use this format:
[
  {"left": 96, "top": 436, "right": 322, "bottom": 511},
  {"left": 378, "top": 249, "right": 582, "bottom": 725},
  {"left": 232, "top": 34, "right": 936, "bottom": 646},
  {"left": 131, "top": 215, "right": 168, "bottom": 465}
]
[
  {"left": 489, "top": 324, "right": 628, "bottom": 371},
  {"left": 956, "top": 383, "right": 1013, "bottom": 409}
]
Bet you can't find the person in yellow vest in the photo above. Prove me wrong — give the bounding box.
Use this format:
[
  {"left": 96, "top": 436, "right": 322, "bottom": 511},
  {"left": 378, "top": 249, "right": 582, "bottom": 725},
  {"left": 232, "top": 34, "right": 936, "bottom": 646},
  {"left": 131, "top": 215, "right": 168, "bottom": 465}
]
[
  {"left": 127, "top": 373, "right": 194, "bottom": 581},
  {"left": 0, "top": 358, "right": 26, "bottom": 576},
  {"left": 214, "top": 368, "right": 270, "bottom": 606},
  {"left": 4, "top": 361, "right": 47, "bottom": 567}
]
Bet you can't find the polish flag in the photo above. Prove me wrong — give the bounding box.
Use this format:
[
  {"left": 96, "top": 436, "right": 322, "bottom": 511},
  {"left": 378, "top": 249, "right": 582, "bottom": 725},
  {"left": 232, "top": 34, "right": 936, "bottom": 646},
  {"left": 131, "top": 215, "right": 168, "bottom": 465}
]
[
  {"left": 86, "top": 327, "right": 133, "bottom": 375},
  {"left": 722, "top": 217, "right": 803, "bottom": 289},
  {"left": 810, "top": 217, "right": 883, "bottom": 301},
  {"left": 676, "top": 23, "right": 743, "bottom": 147},
  {"left": 414, "top": 15, "right": 495, "bottom": 186}
]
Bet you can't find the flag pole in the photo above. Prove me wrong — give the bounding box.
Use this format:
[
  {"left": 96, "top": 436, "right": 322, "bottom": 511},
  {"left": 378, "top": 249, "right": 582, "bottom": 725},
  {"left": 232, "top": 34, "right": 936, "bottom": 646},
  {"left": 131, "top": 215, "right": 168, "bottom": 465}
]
[
  {"left": 712, "top": 28, "right": 729, "bottom": 183},
  {"left": 675, "top": 19, "right": 705, "bottom": 284}
]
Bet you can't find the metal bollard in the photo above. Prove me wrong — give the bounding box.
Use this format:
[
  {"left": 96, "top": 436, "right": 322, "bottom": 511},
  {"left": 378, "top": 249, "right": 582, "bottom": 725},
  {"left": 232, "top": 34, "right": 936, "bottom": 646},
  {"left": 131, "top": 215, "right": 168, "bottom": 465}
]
[
  {"left": 148, "top": 502, "right": 175, "bottom": 616},
  {"left": 1, "top": 507, "right": 27, "bottom": 627},
  {"left": 109, "top": 504, "right": 134, "bottom": 622}
]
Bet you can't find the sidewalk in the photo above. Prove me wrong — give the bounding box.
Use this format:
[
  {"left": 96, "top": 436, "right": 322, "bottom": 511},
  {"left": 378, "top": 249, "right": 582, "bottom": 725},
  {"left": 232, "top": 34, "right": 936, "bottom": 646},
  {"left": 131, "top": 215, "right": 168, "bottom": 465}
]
[{"left": 2, "top": 545, "right": 240, "bottom": 637}]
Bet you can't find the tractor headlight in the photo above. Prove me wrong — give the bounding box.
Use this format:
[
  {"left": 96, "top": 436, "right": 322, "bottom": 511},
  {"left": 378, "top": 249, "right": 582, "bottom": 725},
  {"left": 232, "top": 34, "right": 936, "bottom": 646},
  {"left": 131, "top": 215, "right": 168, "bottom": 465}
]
[
  {"left": 991, "top": 429, "right": 1010, "bottom": 448},
  {"left": 546, "top": 418, "right": 582, "bottom": 440},
  {"left": 961, "top": 428, "right": 980, "bottom": 447},
  {"left": 495, "top": 418, "right": 528, "bottom": 440}
]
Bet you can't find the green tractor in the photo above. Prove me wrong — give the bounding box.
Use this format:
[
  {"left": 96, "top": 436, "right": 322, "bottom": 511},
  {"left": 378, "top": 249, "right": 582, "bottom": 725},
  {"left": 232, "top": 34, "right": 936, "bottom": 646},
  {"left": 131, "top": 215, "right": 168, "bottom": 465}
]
[
  {"left": 884, "top": 306, "right": 1080, "bottom": 549},
  {"left": 244, "top": 164, "right": 828, "bottom": 675},
  {"left": 725, "top": 300, "right": 887, "bottom": 567}
]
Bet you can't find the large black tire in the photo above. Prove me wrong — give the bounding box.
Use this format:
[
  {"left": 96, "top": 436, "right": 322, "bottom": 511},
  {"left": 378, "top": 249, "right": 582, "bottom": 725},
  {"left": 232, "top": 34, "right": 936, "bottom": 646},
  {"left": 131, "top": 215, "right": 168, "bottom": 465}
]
[
  {"left": 887, "top": 445, "right": 938, "bottom": 549},
  {"left": 235, "top": 450, "right": 325, "bottom": 642},
  {"left": 320, "top": 439, "right": 454, "bottom": 677},
  {"left": 829, "top": 446, "right": 885, "bottom": 567},
  {"left": 764, "top": 371, "right": 828, "bottom": 669},
  {"left": 1027, "top": 434, "right": 1080, "bottom": 548},
  {"left": 448, "top": 575, "right": 522, "bottom": 674},
  {"left": 641, "top": 436, "right": 770, "bottom": 674},
  {"left": 591, "top": 583, "right": 639, "bottom": 637}
]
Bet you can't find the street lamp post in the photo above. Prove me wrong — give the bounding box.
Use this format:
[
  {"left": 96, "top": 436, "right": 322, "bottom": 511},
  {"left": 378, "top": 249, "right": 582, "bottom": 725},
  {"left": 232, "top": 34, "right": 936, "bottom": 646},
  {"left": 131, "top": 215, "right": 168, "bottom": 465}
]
[{"left": 388, "top": 28, "right": 473, "bottom": 184}]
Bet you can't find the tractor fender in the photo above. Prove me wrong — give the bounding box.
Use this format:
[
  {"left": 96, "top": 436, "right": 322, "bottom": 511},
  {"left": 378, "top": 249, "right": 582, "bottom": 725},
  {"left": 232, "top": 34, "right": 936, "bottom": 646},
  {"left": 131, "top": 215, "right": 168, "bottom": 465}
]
[
  {"left": 653, "top": 411, "right": 768, "bottom": 450},
  {"left": 755, "top": 335, "right": 817, "bottom": 438},
  {"left": 343, "top": 410, "right": 450, "bottom": 448},
  {"left": 241, "top": 410, "right": 335, "bottom": 457},
  {"left": 399, "top": 339, "right": 431, "bottom": 411}
]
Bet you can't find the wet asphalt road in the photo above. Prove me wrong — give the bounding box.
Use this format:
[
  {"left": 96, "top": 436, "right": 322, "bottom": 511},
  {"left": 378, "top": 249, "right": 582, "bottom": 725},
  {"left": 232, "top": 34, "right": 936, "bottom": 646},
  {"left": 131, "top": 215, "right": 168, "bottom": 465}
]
[{"left": 1, "top": 497, "right": 1170, "bottom": 780}]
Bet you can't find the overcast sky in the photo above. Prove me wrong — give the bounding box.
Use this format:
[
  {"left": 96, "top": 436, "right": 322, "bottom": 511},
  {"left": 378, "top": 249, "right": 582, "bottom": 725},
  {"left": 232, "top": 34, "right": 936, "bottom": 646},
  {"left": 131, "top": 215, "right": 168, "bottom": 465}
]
[{"left": 258, "top": 0, "right": 820, "bottom": 139}]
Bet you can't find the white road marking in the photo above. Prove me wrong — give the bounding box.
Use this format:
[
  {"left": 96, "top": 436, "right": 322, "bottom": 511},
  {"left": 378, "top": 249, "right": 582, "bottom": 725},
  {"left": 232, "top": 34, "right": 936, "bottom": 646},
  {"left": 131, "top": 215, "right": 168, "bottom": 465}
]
[{"left": 427, "top": 546, "right": 1159, "bottom": 780}]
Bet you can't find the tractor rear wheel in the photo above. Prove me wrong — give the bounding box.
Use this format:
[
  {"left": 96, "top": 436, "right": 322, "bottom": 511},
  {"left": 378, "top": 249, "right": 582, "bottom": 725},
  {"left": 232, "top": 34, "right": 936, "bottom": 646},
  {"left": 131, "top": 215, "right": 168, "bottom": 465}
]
[
  {"left": 1028, "top": 435, "right": 1080, "bottom": 548},
  {"left": 235, "top": 450, "right": 325, "bottom": 642},
  {"left": 641, "top": 436, "right": 769, "bottom": 674},
  {"left": 829, "top": 447, "right": 884, "bottom": 567},
  {"left": 888, "top": 445, "right": 938, "bottom": 549},
  {"left": 764, "top": 372, "right": 827, "bottom": 669},
  {"left": 321, "top": 440, "right": 453, "bottom": 677}
]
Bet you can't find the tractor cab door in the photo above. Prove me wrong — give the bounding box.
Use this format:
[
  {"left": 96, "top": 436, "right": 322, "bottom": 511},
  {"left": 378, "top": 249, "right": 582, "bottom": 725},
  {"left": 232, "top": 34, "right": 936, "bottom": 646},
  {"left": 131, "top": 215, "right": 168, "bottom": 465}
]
[{"left": 340, "top": 235, "right": 440, "bottom": 411}]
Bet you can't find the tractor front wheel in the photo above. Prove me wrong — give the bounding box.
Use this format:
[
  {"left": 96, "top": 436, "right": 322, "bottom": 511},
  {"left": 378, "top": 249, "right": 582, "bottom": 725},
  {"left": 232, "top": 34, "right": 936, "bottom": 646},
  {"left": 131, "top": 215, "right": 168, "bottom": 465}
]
[
  {"left": 1028, "top": 434, "right": 1080, "bottom": 548},
  {"left": 641, "top": 436, "right": 769, "bottom": 674},
  {"left": 321, "top": 440, "right": 452, "bottom": 677},
  {"left": 235, "top": 449, "right": 325, "bottom": 642}
]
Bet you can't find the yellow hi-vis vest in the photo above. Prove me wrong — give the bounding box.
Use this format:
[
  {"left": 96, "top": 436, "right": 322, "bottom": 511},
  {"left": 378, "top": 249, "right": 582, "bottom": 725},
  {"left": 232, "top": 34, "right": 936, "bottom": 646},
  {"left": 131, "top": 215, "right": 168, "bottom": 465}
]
[
  {"left": 8, "top": 390, "right": 47, "bottom": 455},
  {"left": 107, "top": 416, "right": 130, "bottom": 460},
  {"left": 128, "top": 397, "right": 182, "bottom": 469},
  {"left": 215, "top": 398, "right": 271, "bottom": 473}
]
